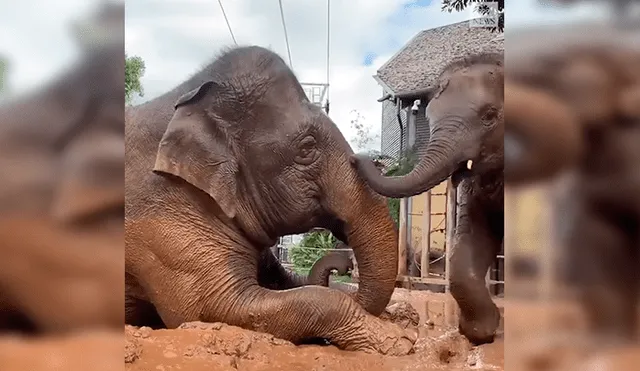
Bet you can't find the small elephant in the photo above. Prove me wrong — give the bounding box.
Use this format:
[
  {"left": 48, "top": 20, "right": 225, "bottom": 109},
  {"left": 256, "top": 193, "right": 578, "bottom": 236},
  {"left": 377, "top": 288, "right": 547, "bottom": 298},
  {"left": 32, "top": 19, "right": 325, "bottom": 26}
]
[
  {"left": 505, "top": 28, "right": 640, "bottom": 343},
  {"left": 351, "top": 52, "right": 504, "bottom": 345},
  {"left": 125, "top": 46, "right": 415, "bottom": 354}
]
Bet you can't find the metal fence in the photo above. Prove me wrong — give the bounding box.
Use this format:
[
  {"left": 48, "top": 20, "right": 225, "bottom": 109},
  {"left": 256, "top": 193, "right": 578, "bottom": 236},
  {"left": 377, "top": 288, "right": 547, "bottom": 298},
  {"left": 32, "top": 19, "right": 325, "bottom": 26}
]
[{"left": 397, "top": 179, "right": 505, "bottom": 296}]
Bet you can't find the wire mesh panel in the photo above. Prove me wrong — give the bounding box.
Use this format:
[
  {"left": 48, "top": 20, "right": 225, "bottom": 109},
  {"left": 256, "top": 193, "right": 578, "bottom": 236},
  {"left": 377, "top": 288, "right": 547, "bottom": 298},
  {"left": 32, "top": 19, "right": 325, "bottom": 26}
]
[{"left": 300, "top": 83, "right": 328, "bottom": 107}]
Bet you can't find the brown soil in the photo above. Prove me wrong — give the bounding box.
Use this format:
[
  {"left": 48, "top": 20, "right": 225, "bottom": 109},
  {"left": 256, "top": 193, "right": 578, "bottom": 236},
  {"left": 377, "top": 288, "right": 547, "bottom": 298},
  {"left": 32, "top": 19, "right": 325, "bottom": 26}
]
[
  {"left": 124, "top": 290, "right": 505, "bottom": 371},
  {"left": 3, "top": 291, "right": 639, "bottom": 370},
  {"left": 0, "top": 330, "right": 123, "bottom": 371}
]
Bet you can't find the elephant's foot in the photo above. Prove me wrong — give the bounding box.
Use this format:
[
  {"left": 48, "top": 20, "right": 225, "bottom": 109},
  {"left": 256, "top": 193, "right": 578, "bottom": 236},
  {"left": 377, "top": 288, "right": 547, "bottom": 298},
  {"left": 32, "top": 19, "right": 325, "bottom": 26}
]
[
  {"left": 380, "top": 301, "right": 420, "bottom": 332},
  {"left": 333, "top": 313, "right": 417, "bottom": 355},
  {"left": 458, "top": 303, "right": 501, "bottom": 345}
]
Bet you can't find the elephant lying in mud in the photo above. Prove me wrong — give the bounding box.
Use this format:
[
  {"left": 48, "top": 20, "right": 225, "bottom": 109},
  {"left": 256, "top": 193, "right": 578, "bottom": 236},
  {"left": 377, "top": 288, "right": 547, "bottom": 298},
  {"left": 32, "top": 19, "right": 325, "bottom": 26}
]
[
  {"left": 125, "top": 46, "right": 415, "bottom": 354},
  {"left": 504, "top": 32, "right": 640, "bottom": 343},
  {"left": 352, "top": 52, "right": 504, "bottom": 345},
  {"left": 0, "top": 40, "right": 124, "bottom": 333}
]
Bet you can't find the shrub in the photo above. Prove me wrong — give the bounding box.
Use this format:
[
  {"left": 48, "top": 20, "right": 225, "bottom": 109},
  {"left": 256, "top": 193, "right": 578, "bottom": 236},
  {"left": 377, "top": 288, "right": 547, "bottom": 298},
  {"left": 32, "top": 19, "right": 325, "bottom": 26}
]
[{"left": 290, "top": 230, "right": 336, "bottom": 269}]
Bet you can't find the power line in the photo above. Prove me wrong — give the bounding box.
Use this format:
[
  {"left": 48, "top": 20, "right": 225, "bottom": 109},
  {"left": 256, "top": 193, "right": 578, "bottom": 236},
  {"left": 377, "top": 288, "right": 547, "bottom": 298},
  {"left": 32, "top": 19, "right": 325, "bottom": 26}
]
[
  {"left": 278, "top": 0, "right": 293, "bottom": 68},
  {"left": 218, "top": 0, "right": 237, "bottom": 45},
  {"left": 325, "top": 0, "right": 331, "bottom": 115}
]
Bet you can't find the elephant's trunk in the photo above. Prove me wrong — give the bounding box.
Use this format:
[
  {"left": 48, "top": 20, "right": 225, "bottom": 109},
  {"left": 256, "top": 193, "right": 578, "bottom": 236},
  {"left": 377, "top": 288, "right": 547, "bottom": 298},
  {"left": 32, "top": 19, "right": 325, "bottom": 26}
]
[
  {"left": 325, "top": 160, "right": 400, "bottom": 316},
  {"left": 352, "top": 123, "right": 471, "bottom": 198},
  {"left": 504, "top": 81, "right": 583, "bottom": 185},
  {"left": 306, "top": 251, "right": 353, "bottom": 286}
]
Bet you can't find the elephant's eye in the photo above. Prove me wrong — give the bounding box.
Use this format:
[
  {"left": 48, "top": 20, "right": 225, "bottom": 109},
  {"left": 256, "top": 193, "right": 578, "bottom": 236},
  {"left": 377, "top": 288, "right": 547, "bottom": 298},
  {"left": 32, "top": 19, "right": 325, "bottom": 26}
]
[
  {"left": 481, "top": 105, "right": 500, "bottom": 125},
  {"left": 294, "top": 135, "right": 319, "bottom": 165}
]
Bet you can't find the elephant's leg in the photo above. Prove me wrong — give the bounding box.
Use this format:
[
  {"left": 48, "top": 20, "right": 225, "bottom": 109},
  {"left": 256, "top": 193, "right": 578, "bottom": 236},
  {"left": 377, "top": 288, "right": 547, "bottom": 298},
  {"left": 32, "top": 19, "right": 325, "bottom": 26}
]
[
  {"left": 146, "top": 246, "right": 415, "bottom": 355},
  {"left": 566, "top": 209, "right": 639, "bottom": 343},
  {"left": 449, "top": 193, "right": 502, "bottom": 345},
  {"left": 125, "top": 295, "right": 165, "bottom": 329},
  {"left": 241, "top": 286, "right": 416, "bottom": 355},
  {"left": 125, "top": 273, "right": 165, "bottom": 329},
  {"left": 257, "top": 248, "right": 307, "bottom": 290}
]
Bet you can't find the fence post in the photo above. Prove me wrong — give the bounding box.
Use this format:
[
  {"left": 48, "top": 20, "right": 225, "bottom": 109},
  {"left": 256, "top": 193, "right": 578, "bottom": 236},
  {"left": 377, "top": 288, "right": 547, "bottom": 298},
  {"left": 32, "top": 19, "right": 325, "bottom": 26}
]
[
  {"left": 420, "top": 191, "right": 431, "bottom": 278},
  {"left": 398, "top": 198, "right": 408, "bottom": 277},
  {"left": 444, "top": 180, "right": 457, "bottom": 293}
]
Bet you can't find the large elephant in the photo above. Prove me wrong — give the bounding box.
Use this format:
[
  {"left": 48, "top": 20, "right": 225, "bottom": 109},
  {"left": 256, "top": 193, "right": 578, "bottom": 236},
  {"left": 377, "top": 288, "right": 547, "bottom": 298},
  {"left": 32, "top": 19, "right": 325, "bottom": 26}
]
[
  {"left": 125, "top": 46, "right": 415, "bottom": 354},
  {"left": 0, "top": 38, "right": 124, "bottom": 333},
  {"left": 504, "top": 32, "right": 640, "bottom": 342},
  {"left": 351, "top": 52, "right": 504, "bottom": 345}
]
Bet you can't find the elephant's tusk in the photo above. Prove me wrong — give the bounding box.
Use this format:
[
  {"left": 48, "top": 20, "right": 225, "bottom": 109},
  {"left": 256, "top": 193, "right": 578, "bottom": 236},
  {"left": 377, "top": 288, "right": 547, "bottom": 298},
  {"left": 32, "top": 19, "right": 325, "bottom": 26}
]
[{"left": 466, "top": 160, "right": 473, "bottom": 170}]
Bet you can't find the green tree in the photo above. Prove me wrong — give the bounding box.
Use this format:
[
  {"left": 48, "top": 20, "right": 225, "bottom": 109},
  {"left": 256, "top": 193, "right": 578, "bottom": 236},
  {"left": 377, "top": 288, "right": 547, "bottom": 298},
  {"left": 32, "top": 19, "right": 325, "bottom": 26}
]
[
  {"left": 290, "top": 230, "right": 337, "bottom": 270},
  {"left": 371, "top": 151, "right": 416, "bottom": 226},
  {"left": 349, "top": 110, "right": 380, "bottom": 155},
  {"left": 125, "top": 53, "right": 146, "bottom": 105},
  {"left": 347, "top": 105, "right": 416, "bottom": 226},
  {"left": 441, "top": 0, "right": 504, "bottom": 32}
]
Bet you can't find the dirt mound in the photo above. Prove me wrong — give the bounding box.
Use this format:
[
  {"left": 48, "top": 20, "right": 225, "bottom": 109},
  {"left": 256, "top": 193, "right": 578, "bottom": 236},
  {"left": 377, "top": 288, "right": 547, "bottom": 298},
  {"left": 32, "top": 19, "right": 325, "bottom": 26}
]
[
  {"left": 124, "top": 322, "right": 500, "bottom": 371},
  {"left": 124, "top": 293, "right": 504, "bottom": 371}
]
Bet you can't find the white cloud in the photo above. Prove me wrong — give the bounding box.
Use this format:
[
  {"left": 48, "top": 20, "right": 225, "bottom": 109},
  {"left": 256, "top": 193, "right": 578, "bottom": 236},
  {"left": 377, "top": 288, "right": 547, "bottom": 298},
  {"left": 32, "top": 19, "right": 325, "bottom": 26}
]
[
  {"left": 1, "top": 0, "right": 614, "bottom": 150},
  {"left": 124, "top": 0, "right": 478, "bottom": 150}
]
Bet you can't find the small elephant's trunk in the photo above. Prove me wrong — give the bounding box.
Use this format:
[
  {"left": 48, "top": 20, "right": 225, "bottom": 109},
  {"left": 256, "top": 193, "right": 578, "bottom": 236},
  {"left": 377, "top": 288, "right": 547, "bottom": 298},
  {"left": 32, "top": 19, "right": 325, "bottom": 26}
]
[{"left": 306, "top": 251, "right": 353, "bottom": 287}]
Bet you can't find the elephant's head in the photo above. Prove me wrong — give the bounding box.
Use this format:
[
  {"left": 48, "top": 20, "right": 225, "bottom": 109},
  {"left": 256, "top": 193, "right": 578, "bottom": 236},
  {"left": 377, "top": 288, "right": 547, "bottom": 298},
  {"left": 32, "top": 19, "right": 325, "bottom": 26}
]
[
  {"left": 152, "top": 46, "right": 398, "bottom": 316},
  {"left": 351, "top": 52, "right": 504, "bottom": 198}
]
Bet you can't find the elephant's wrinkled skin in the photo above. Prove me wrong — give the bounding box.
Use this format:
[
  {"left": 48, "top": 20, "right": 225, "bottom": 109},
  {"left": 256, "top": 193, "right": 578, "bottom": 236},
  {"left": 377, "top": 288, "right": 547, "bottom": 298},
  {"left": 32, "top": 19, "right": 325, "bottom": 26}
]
[
  {"left": 0, "top": 40, "right": 124, "bottom": 332},
  {"left": 505, "top": 33, "right": 640, "bottom": 342},
  {"left": 125, "top": 46, "right": 415, "bottom": 354},
  {"left": 351, "top": 52, "right": 504, "bottom": 345}
]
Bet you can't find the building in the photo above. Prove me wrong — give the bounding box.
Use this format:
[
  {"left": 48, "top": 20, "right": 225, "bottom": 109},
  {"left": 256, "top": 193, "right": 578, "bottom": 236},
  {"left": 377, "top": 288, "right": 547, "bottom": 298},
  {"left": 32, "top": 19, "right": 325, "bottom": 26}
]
[
  {"left": 372, "top": 20, "right": 504, "bottom": 276},
  {"left": 374, "top": 20, "right": 504, "bottom": 165}
]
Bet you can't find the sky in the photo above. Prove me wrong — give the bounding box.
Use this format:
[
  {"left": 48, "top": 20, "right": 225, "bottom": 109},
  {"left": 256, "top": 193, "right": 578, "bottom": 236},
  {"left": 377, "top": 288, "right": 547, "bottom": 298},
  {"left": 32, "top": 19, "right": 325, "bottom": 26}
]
[{"left": 0, "top": 0, "right": 608, "bottom": 151}]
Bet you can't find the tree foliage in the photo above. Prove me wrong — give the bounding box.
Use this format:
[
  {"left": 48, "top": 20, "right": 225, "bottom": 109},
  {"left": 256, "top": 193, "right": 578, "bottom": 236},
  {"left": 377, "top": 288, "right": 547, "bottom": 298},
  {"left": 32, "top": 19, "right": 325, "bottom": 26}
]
[
  {"left": 441, "top": 0, "right": 504, "bottom": 32},
  {"left": 372, "top": 151, "right": 416, "bottom": 226},
  {"left": 125, "top": 53, "right": 146, "bottom": 105},
  {"left": 349, "top": 110, "right": 380, "bottom": 154},
  {"left": 290, "top": 230, "right": 337, "bottom": 269}
]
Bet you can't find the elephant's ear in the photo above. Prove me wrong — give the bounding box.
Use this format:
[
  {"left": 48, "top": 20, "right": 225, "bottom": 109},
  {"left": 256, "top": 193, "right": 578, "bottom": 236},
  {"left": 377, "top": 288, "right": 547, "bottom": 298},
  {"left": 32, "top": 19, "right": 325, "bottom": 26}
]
[
  {"left": 152, "top": 81, "right": 239, "bottom": 220},
  {"left": 51, "top": 130, "right": 124, "bottom": 223}
]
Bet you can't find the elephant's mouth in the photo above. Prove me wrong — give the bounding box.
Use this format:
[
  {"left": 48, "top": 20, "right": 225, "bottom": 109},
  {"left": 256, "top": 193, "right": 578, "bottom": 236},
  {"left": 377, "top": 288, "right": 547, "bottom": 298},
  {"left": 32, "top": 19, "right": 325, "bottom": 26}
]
[{"left": 451, "top": 160, "right": 474, "bottom": 187}]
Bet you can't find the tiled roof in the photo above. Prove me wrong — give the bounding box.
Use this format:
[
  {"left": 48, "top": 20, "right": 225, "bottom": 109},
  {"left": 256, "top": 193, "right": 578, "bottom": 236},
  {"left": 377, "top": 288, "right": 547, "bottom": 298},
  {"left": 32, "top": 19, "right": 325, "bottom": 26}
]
[{"left": 376, "top": 20, "right": 504, "bottom": 94}]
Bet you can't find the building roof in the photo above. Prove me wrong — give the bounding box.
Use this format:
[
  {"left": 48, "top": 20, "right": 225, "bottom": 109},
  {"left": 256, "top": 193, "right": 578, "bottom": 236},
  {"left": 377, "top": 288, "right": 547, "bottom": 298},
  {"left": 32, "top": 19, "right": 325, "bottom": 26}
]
[{"left": 375, "top": 20, "right": 504, "bottom": 94}]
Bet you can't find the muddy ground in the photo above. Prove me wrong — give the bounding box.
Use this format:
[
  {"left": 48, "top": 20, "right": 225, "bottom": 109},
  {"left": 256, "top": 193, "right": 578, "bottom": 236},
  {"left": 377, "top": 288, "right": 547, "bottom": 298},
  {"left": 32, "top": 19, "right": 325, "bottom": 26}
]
[
  {"left": 3, "top": 289, "right": 639, "bottom": 370},
  {"left": 124, "top": 289, "right": 505, "bottom": 371}
]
